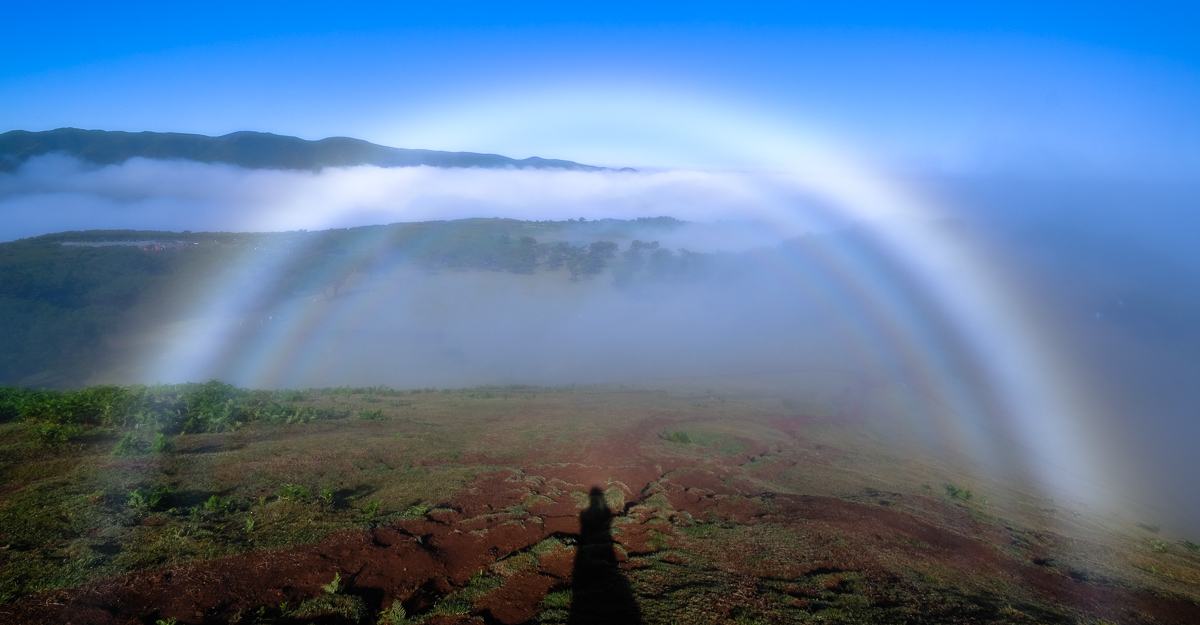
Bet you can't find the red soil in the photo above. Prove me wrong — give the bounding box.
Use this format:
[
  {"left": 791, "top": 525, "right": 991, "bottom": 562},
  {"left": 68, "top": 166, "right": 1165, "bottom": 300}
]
[{"left": 4, "top": 418, "right": 1199, "bottom": 625}]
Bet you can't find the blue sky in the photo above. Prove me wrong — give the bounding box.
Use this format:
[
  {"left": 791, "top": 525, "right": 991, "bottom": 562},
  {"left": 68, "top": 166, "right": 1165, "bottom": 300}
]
[{"left": 4, "top": 2, "right": 1198, "bottom": 175}]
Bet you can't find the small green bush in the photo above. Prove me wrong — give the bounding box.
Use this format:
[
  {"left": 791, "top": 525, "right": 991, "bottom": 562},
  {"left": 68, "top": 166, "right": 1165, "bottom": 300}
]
[
  {"left": 663, "top": 430, "right": 691, "bottom": 444},
  {"left": 276, "top": 483, "right": 311, "bottom": 501},
  {"left": 377, "top": 601, "right": 407, "bottom": 625},
  {"left": 112, "top": 432, "right": 147, "bottom": 457},
  {"left": 204, "top": 495, "right": 232, "bottom": 514},
  {"left": 943, "top": 483, "right": 973, "bottom": 501},
  {"left": 401, "top": 503, "right": 429, "bottom": 519},
  {"left": 29, "top": 421, "right": 84, "bottom": 447},
  {"left": 149, "top": 433, "right": 174, "bottom": 454},
  {"left": 322, "top": 572, "right": 344, "bottom": 595},
  {"left": 432, "top": 595, "right": 473, "bottom": 616},
  {"left": 531, "top": 537, "right": 565, "bottom": 555},
  {"left": 363, "top": 500, "right": 380, "bottom": 518},
  {"left": 647, "top": 529, "right": 671, "bottom": 550},
  {"left": 278, "top": 389, "right": 308, "bottom": 402},
  {"left": 357, "top": 408, "right": 385, "bottom": 421},
  {"left": 128, "top": 485, "right": 173, "bottom": 509},
  {"left": 543, "top": 589, "right": 572, "bottom": 609},
  {"left": 1179, "top": 539, "right": 1200, "bottom": 552}
]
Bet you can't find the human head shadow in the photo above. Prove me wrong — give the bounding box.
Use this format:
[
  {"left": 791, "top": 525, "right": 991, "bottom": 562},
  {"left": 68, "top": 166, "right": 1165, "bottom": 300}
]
[{"left": 567, "top": 487, "right": 643, "bottom": 625}]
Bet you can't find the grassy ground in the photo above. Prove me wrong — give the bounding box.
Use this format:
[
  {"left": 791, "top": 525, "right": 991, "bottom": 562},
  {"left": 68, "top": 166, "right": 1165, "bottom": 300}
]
[
  {"left": 2, "top": 383, "right": 1199, "bottom": 624},
  {"left": 0, "top": 384, "right": 704, "bottom": 602}
]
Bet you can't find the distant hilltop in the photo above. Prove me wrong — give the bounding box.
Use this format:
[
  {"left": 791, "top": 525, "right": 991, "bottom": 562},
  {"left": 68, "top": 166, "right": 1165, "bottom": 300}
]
[{"left": 0, "top": 128, "right": 609, "bottom": 173}]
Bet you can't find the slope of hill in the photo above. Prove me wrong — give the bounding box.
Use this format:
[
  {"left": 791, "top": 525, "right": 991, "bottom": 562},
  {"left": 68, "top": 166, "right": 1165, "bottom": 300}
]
[
  {"left": 0, "top": 128, "right": 604, "bottom": 172},
  {"left": 0, "top": 218, "right": 697, "bottom": 388},
  {"left": 2, "top": 382, "right": 1199, "bottom": 624}
]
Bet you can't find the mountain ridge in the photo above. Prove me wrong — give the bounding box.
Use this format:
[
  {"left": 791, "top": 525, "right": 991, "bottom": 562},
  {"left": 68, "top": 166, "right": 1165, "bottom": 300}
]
[{"left": 0, "top": 128, "right": 607, "bottom": 172}]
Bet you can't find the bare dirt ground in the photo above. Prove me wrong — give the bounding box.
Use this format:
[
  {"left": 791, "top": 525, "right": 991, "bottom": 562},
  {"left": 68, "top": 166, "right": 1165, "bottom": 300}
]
[{"left": 3, "top": 388, "right": 1200, "bottom": 624}]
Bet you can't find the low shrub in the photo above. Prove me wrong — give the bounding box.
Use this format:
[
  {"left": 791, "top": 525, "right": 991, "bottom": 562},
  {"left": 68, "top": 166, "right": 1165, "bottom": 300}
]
[
  {"left": 662, "top": 430, "right": 691, "bottom": 444},
  {"left": 276, "top": 483, "right": 311, "bottom": 501},
  {"left": 543, "top": 589, "right": 572, "bottom": 609},
  {"left": 128, "top": 485, "right": 173, "bottom": 510},
  {"left": 377, "top": 601, "right": 407, "bottom": 625},
  {"left": 111, "top": 432, "right": 147, "bottom": 457},
  {"left": 432, "top": 595, "right": 473, "bottom": 616},
  {"left": 322, "top": 572, "right": 344, "bottom": 595},
  {"left": 943, "top": 483, "right": 973, "bottom": 501},
  {"left": 149, "top": 433, "right": 174, "bottom": 454},
  {"left": 401, "top": 503, "right": 429, "bottom": 519},
  {"left": 357, "top": 408, "right": 385, "bottom": 421},
  {"left": 28, "top": 421, "right": 84, "bottom": 447},
  {"left": 204, "top": 495, "right": 232, "bottom": 514}
]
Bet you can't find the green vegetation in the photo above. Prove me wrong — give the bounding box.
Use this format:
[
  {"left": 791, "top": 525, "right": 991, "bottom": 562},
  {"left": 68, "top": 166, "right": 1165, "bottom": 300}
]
[
  {"left": 321, "top": 571, "right": 344, "bottom": 595},
  {"left": 943, "top": 482, "right": 974, "bottom": 501},
  {"left": 291, "top": 572, "right": 366, "bottom": 622},
  {"left": 0, "top": 217, "right": 726, "bottom": 386},
  {"left": 543, "top": 589, "right": 572, "bottom": 609},
  {"left": 0, "top": 237, "right": 183, "bottom": 386},
  {"left": 540, "top": 589, "right": 573, "bottom": 622},
  {"left": 377, "top": 601, "right": 407, "bottom": 625},
  {"left": 204, "top": 495, "right": 232, "bottom": 514},
  {"left": 661, "top": 428, "right": 748, "bottom": 456},
  {"left": 401, "top": 503, "right": 430, "bottom": 520},
  {"left": 28, "top": 421, "right": 84, "bottom": 447},
  {"left": 662, "top": 430, "right": 692, "bottom": 444},
  {"left": 612, "top": 239, "right": 712, "bottom": 286},
  {"left": 357, "top": 408, "right": 386, "bottom": 421},
  {"left": 424, "top": 571, "right": 503, "bottom": 618},
  {"left": 110, "top": 432, "right": 145, "bottom": 457},
  {"left": 1, "top": 382, "right": 582, "bottom": 605},
  {"left": 2, "top": 379, "right": 1195, "bottom": 625},
  {"left": 276, "top": 484, "right": 311, "bottom": 501},
  {"left": 127, "top": 485, "right": 173, "bottom": 510},
  {"left": 149, "top": 433, "right": 173, "bottom": 454},
  {"left": 0, "top": 380, "right": 350, "bottom": 433}
]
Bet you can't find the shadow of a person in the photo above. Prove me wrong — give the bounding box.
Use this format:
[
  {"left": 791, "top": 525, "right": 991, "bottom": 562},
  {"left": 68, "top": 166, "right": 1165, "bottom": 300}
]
[{"left": 567, "top": 487, "right": 644, "bottom": 625}]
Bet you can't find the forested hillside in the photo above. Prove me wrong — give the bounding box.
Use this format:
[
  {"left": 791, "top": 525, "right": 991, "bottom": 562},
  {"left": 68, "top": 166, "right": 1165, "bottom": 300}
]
[{"left": 0, "top": 217, "right": 726, "bottom": 387}]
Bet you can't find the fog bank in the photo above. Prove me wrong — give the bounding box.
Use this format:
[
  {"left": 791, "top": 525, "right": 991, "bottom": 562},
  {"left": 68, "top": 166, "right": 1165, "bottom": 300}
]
[{"left": 0, "top": 155, "right": 842, "bottom": 241}]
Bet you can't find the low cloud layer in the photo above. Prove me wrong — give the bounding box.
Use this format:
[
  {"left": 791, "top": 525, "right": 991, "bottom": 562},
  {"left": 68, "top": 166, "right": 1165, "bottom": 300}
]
[{"left": 0, "top": 155, "right": 846, "bottom": 242}]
